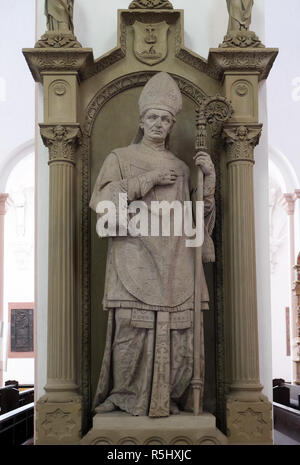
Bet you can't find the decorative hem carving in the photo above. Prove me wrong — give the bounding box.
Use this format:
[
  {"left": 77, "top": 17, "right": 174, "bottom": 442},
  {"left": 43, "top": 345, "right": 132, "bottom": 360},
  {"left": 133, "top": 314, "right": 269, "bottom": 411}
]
[
  {"left": 220, "top": 31, "right": 265, "bottom": 49},
  {"left": 35, "top": 32, "right": 82, "bottom": 49},
  {"left": 129, "top": 0, "right": 173, "bottom": 9}
]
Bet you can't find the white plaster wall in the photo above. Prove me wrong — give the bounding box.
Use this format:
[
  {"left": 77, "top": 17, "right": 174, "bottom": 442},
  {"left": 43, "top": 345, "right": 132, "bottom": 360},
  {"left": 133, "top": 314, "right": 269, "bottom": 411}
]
[
  {"left": 268, "top": 163, "right": 291, "bottom": 382},
  {"left": 255, "top": 82, "right": 273, "bottom": 400},
  {"left": 265, "top": 0, "right": 300, "bottom": 181},
  {"left": 0, "top": 0, "right": 36, "bottom": 386},
  {"left": 270, "top": 242, "right": 291, "bottom": 381},
  {"left": 3, "top": 154, "right": 35, "bottom": 385},
  {"left": 36, "top": 0, "right": 272, "bottom": 401},
  {"left": 265, "top": 0, "right": 300, "bottom": 382},
  {"left": 0, "top": 0, "right": 35, "bottom": 190}
]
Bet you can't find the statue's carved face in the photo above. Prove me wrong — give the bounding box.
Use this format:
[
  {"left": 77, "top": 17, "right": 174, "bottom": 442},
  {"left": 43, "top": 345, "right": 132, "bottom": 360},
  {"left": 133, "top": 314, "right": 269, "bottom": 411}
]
[{"left": 140, "top": 109, "right": 174, "bottom": 142}]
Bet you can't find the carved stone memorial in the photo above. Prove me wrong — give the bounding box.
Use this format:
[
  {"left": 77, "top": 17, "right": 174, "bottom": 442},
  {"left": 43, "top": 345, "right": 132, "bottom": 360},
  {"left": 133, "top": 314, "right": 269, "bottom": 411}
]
[
  {"left": 11, "top": 308, "right": 34, "bottom": 353},
  {"left": 89, "top": 71, "right": 216, "bottom": 419},
  {"left": 23, "top": 0, "right": 278, "bottom": 445}
]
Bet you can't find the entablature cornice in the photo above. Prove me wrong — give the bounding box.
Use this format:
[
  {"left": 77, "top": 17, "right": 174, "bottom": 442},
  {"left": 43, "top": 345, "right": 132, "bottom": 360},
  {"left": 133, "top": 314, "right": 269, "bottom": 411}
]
[
  {"left": 22, "top": 48, "right": 94, "bottom": 84},
  {"left": 208, "top": 48, "right": 278, "bottom": 82}
]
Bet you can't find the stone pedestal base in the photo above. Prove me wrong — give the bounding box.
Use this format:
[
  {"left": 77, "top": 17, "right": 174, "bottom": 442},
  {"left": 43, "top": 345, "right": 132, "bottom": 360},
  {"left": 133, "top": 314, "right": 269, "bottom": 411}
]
[
  {"left": 219, "top": 30, "right": 264, "bottom": 48},
  {"left": 35, "top": 31, "right": 82, "bottom": 49},
  {"left": 35, "top": 399, "right": 82, "bottom": 445},
  {"left": 81, "top": 412, "right": 227, "bottom": 445},
  {"left": 226, "top": 399, "right": 273, "bottom": 445}
]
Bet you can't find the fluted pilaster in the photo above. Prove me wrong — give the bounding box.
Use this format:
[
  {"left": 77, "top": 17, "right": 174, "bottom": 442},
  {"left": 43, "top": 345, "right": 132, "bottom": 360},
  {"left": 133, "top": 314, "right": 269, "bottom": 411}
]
[
  {"left": 40, "top": 124, "right": 81, "bottom": 401},
  {"left": 223, "top": 124, "right": 264, "bottom": 400}
]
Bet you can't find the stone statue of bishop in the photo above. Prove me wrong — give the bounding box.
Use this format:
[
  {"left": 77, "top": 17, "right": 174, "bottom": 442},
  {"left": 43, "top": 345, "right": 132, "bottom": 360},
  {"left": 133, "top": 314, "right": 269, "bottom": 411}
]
[{"left": 90, "top": 72, "right": 216, "bottom": 417}]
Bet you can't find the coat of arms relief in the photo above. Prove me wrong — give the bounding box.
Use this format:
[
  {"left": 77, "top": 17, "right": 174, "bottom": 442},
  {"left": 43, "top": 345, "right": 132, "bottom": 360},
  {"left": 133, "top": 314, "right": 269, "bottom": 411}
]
[{"left": 133, "top": 21, "right": 169, "bottom": 66}]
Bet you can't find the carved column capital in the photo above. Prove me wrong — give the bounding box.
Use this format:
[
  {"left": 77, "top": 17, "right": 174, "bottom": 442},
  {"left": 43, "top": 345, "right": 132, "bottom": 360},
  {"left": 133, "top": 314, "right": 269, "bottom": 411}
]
[
  {"left": 40, "top": 124, "right": 81, "bottom": 166},
  {"left": 35, "top": 32, "right": 82, "bottom": 50},
  {"left": 280, "top": 193, "right": 296, "bottom": 216},
  {"left": 294, "top": 189, "right": 300, "bottom": 201},
  {"left": 0, "top": 194, "right": 9, "bottom": 215},
  {"left": 223, "top": 124, "right": 262, "bottom": 165}
]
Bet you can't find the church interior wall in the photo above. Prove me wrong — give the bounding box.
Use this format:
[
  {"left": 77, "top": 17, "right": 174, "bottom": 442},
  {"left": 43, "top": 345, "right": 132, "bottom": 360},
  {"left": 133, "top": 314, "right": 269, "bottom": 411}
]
[
  {"left": 0, "top": 1, "right": 36, "bottom": 389},
  {"left": 4, "top": 0, "right": 300, "bottom": 444}
]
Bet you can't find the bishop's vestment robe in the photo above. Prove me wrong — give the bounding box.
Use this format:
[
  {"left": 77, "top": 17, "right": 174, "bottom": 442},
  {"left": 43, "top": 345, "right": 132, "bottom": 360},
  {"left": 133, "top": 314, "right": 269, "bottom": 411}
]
[{"left": 90, "top": 142, "right": 215, "bottom": 417}]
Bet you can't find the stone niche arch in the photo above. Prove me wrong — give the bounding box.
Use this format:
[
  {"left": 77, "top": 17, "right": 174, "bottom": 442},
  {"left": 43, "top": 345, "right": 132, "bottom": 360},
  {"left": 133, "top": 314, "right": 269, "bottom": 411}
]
[{"left": 78, "top": 70, "right": 226, "bottom": 433}]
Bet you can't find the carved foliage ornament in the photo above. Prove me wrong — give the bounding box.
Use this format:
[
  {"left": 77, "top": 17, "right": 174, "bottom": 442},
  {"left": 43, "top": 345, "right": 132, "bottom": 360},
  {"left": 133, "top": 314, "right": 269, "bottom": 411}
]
[
  {"left": 35, "top": 32, "right": 82, "bottom": 49},
  {"left": 26, "top": 51, "right": 90, "bottom": 75},
  {"left": 208, "top": 50, "right": 278, "bottom": 82},
  {"left": 40, "top": 124, "right": 81, "bottom": 165},
  {"left": 220, "top": 31, "right": 265, "bottom": 49},
  {"left": 223, "top": 125, "right": 262, "bottom": 163},
  {"left": 129, "top": 0, "right": 173, "bottom": 9}
]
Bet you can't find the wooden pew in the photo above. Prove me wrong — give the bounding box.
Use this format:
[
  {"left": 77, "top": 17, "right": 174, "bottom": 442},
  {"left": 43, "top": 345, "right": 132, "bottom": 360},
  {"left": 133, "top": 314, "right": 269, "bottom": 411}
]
[{"left": 0, "top": 386, "right": 19, "bottom": 415}]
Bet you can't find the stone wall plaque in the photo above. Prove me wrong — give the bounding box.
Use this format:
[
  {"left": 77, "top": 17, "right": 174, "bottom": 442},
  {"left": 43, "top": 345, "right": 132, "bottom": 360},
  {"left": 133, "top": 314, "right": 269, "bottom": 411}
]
[{"left": 8, "top": 303, "right": 34, "bottom": 357}]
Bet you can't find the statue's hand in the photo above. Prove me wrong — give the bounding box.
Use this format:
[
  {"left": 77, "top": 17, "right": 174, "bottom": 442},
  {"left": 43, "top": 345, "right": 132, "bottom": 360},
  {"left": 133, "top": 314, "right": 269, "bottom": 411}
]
[
  {"left": 194, "top": 151, "right": 214, "bottom": 176},
  {"left": 151, "top": 168, "right": 178, "bottom": 186}
]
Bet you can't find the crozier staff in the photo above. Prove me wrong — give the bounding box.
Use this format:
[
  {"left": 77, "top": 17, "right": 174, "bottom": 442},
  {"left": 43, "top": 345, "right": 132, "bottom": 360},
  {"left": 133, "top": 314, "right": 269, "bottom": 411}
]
[
  {"left": 226, "top": 0, "right": 254, "bottom": 32},
  {"left": 90, "top": 72, "right": 216, "bottom": 417},
  {"left": 45, "top": 0, "right": 74, "bottom": 33}
]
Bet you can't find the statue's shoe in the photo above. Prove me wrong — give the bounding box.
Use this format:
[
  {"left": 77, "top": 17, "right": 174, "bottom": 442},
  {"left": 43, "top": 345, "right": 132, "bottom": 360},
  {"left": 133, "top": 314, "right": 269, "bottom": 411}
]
[
  {"left": 170, "top": 401, "right": 180, "bottom": 415},
  {"left": 95, "top": 400, "right": 116, "bottom": 413}
]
